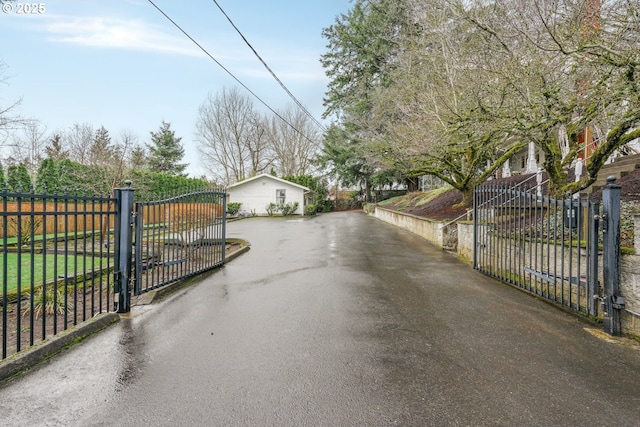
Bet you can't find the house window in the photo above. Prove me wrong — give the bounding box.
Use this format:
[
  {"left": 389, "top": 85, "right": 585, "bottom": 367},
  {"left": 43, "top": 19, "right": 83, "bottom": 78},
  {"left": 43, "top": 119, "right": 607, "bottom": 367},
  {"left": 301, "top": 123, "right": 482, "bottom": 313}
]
[{"left": 276, "top": 189, "right": 286, "bottom": 204}]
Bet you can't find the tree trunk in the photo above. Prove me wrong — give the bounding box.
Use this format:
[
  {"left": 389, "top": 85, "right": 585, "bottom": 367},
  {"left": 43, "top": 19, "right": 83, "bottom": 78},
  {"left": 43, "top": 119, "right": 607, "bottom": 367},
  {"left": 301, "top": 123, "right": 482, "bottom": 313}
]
[
  {"left": 405, "top": 176, "right": 419, "bottom": 192},
  {"left": 461, "top": 188, "right": 474, "bottom": 208}
]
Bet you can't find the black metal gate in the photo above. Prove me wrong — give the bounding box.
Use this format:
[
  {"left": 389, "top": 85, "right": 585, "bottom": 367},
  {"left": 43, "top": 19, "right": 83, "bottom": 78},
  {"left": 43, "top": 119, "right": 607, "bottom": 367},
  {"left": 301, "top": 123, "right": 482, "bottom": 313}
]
[
  {"left": 0, "top": 182, "right": 228, "bottom": 360},
  {"left": 473, "top": 173, "right": 624, "bottom": 334},
  {"left": 132, "top": 188, "right": 227, "bottom": 296},
  {"left": 474, "top": 174, "right": 601, "bottom": 315}
]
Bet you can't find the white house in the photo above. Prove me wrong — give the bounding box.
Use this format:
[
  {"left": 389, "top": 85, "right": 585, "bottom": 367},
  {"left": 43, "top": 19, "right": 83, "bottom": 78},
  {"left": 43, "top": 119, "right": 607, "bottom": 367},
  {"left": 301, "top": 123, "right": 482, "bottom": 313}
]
[{"left": 227, "top": 174, "right": 311, "bottom": 216}]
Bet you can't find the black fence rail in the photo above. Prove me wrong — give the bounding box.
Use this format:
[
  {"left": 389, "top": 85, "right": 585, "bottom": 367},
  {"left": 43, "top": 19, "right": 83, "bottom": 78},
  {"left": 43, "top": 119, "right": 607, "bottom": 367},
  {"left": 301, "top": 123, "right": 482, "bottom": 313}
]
[
  {"left": 133, "top": 188, "right": 227, "bottom": 295},
  {"left": 1, "top": 188, "right": 117, "bottom": 360}
]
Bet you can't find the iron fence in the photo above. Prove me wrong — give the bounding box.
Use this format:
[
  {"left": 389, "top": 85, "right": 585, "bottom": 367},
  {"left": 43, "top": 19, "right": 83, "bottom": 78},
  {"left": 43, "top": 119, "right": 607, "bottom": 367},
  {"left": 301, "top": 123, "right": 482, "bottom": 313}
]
[
  {"left": 1, "top": 183, "right": 228, "bottom": 360},
  {"left": 1, "top": 187, "right": 117, "bottom": 359},
  {"left": 473, "top": 175, "right": 601, "bottom": 316}
]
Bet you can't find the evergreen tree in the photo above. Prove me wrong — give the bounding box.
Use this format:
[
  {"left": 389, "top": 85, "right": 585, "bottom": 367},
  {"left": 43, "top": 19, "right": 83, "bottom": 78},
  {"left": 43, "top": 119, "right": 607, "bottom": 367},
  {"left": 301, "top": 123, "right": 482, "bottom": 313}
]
[
  {"left": 147, "top": 121, "right": 187, "bottom": 176},
  {"left": 57, "top": 158, "right": 78, "bottom": 192},
  {"left": 90, "top": 126, "right": 114, "bottom": 166},
  {"left": 7, "top": 163, "right": 32, "bottom": 192},
  {"left": 44, "top": 134, "right": 69, "bottom": 160},
  {"left": 0, "top": 162, "right": 5, "bottom": 189},
  {"left": 35, "top": 158, "right": 60, "bottom": 192},
  {"left": 128, "top": 144, "right": 148, "bottom": 171},
  {"left": 282, "top": 174, "right": 329, "bottom": 209}
]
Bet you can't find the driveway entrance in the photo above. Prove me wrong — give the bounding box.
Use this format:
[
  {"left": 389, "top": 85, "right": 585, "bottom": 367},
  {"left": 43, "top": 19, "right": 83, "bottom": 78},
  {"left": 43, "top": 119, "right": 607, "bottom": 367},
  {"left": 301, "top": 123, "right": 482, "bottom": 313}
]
[{"left": 1, "top": 212, "right": 639, "bottom": 426}]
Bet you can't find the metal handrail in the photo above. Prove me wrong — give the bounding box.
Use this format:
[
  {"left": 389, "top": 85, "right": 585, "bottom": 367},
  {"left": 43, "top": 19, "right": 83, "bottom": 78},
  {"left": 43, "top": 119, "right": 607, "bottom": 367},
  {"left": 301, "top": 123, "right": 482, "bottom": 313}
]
[
  {"left": 439, "top": 172, "right": 549, "bottom": 230},
  {"left": 578, "top": 134, "right": 601, "bottom": 163}
]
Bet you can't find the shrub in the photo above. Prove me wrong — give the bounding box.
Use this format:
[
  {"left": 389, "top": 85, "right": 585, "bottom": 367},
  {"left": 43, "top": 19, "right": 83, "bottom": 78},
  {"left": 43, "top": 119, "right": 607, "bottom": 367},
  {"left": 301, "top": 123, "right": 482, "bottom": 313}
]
[
  {"left": 278, "top": 202, "right": 299, "bottom": 216},
  {"left": 362, "top": 203, "right": 375, "bottom": 215},
  {"left": 7, "top": 215, "right": 43, "bottom": 246},
  {"left": 24, "top": 287, "right": 70, "bottom": 319},
  {"left": 281, "top": 174, "right": 330, "bottom": 208},
  {"left": 226, "top": 202, "right": 242, "bottom": 216},
  {"left": 305, "top": 204, "right": 317, "bottom": 216},
  {"left": 265, "top": 202, "right": 278, "bottom": 216}
]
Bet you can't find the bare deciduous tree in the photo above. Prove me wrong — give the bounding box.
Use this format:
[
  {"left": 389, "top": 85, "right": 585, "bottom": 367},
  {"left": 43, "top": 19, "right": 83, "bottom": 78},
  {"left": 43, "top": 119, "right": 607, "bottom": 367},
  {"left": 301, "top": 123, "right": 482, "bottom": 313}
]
[
  {"left": 321, "top": 0, "right": 640, "bottom": 200},
  {"left": 195, "top": 87, "right": 272, "bottom": 185},
  {"left": 357, "top": 0, "right": 524, "bottom": 204},
  {"left": 266, "top": 105, "right": 321, "bottom": 177},
  {"left": 119, "top": 130, "right": 146, "bottom": 171},
  {"left": 63, "top": 122, "right": 94, "bottom": 164},
  {"left": 0, "top": 61, "right": 29, "bottom": 162},
  {"left": 8, "top": 121, "right": 48, "bottom": 176},
  {"left": 459, "top": 0, "right": 640, "bottom": 195}
]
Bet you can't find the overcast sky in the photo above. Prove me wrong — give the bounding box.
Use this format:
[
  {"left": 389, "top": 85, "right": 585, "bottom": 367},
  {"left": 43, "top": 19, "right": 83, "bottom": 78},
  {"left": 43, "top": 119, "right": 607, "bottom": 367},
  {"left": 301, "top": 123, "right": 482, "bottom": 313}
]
[{"left": 0, "top": 0, "right": 352, "bottom": 177}]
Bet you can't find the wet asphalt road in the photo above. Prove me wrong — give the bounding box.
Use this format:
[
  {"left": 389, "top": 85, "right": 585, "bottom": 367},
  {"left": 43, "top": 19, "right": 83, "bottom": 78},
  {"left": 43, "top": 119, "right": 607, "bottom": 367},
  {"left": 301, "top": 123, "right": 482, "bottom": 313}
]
[{"left": 1, "top": 211, "right": 640, "bottom": 426}]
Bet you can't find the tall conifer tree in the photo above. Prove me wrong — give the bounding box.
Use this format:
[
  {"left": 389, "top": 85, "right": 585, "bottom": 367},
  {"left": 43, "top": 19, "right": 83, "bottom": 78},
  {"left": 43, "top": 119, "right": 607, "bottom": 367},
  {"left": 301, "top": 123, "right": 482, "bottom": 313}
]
[{"left": 147, "top": 121, "right": 187, "bottom": 176}]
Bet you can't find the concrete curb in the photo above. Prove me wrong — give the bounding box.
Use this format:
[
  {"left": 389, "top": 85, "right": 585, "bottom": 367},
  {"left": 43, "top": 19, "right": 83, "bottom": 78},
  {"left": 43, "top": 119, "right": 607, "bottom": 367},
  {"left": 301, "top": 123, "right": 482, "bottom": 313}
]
[
  {"left": 0, "top": 240, "right": 251, "bottom": 384},
  {"left": 0, "top": 312, "right": 120, "bottom": 384}
]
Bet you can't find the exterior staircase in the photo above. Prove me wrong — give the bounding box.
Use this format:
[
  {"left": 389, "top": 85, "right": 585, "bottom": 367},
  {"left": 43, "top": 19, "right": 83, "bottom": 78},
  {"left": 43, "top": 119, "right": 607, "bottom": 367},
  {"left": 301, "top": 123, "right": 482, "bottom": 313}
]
[{"left": 584, "top": 153, "right": 640, "bottom": 194}]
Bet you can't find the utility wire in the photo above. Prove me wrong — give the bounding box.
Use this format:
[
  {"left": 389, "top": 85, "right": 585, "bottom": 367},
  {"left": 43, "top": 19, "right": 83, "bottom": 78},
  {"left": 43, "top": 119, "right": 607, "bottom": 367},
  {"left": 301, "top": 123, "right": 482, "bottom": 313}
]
[
  {"left": 146, "top": 0, "right": 317, "bottom": 145},
  {"left": 211, "top": 0, "right": 327, "bottom": 133}
]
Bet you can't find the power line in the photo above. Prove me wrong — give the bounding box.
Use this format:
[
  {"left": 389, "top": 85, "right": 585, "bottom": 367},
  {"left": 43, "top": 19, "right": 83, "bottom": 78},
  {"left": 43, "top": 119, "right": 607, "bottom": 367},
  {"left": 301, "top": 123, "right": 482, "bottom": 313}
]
[
  {"left": 211, "top": 0, "right": 327, "bottom": 133},
  {"left": 146, "top": 0, "right": 318, "bottom": 145}
]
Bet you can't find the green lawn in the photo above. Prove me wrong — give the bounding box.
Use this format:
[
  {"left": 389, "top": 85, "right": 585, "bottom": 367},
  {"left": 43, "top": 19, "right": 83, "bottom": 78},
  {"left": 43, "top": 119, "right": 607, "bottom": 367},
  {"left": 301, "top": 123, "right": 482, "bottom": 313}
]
[{"left": 0, "top": 253, "right": 110, "bottom": 295}]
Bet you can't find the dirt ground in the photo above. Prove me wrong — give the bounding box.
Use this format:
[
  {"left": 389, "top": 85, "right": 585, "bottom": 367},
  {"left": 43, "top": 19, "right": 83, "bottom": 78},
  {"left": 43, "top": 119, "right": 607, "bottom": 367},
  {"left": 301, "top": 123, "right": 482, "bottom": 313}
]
[
  {"left": 592, "top": 167, "right": 640, "bottom": 200},
  {"left": 392, "top": 190, "right": 467, "bottom": 221}
]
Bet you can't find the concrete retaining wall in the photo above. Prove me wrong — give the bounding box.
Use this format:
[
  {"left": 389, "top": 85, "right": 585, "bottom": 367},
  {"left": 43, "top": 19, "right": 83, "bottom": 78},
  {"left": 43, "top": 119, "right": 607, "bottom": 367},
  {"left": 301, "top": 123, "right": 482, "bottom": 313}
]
[
  {"left": 457, "top": 222, "right": 474, "bottom": 262},
  {"left": 373, "top": 206, "right": 446, "bottom": 248}
]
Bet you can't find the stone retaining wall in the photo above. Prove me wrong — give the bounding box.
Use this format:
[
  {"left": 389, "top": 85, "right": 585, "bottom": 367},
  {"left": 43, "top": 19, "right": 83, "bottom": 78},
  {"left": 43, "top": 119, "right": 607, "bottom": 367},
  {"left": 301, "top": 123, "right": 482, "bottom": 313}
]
[{"left": 622, "top": 215, "right": 640, "bottom": 336}]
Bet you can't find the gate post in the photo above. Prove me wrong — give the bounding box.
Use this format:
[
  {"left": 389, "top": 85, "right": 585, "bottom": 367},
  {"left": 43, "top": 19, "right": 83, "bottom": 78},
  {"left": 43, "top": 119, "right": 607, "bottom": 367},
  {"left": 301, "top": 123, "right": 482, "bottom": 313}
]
[
  {"left": 588, "top": 200, "right": 599, "bottom": 315},
  {"left": 113, "top": 181, "right": 135, "bottom": 313},
  {"left": 222, "top": 190, "right": 228, "bottom": 264},
  {"left": 473, "top": 185, "right": 479, "bottom": 269},
  {"left": 602, "top": 176, "right": 623, "bottom": 336}
]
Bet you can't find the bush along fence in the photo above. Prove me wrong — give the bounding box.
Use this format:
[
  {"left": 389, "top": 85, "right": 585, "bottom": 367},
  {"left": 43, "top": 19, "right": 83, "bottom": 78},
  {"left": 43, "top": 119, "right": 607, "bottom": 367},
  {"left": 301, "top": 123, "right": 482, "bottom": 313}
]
[{"left": 0, "top": 181, "right": 227, "bottom": 360}]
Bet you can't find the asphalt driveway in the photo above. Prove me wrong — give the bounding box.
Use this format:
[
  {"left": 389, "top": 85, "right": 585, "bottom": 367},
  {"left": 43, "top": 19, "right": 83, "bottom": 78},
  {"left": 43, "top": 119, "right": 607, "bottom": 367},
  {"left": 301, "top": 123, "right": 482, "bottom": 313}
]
[{"left": 1, "top": 212, "right": 639, "bottom": 426}]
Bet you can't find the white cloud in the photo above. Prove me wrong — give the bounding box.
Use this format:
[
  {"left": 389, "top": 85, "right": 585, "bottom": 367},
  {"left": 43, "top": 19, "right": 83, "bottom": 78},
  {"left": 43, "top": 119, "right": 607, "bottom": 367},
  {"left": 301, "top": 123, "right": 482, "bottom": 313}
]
[
  {"left": 40, "top": 15, "right": 203, "bottom": 57},
  {"left": 26, "top": 13, "right": 327, "bottom": 83}
]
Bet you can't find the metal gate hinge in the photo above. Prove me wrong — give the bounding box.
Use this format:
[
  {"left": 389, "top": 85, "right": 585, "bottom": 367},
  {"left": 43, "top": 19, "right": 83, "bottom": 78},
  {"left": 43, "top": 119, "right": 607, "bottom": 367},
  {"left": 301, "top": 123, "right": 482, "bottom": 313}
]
[
  {"left": 114, "top": 271, "right": 122, "bottom": 292},
  {"left": 611, "top": 295, "right": 626, "bottom": 310},
  {"left": 600, "top": 213, "right": 608, "bottom": 232}
]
